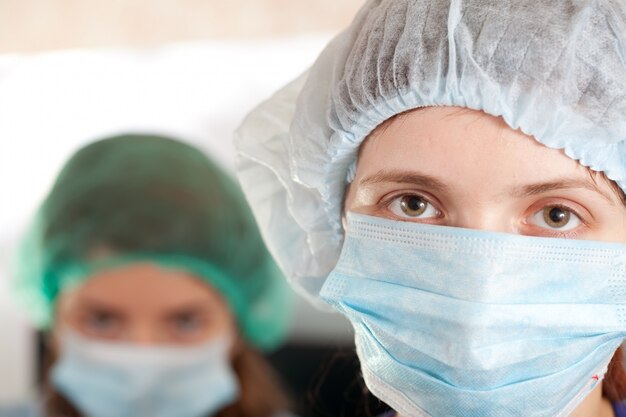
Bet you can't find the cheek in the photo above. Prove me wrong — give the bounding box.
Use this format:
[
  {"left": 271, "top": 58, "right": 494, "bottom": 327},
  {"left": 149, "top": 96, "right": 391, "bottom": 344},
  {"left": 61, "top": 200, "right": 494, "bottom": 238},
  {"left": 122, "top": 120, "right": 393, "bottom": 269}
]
[
  {"left": 343, "top": 182, "right": 381, "bottom": 215},
  {"left": 611, "top": 217, "right": 626, "bottom": 243},
  {"left": 582, "top": 209, "right": 626, "bottom": 243},
  {"left": 599, "top": 216, "right": 626, "bottom": 243}
]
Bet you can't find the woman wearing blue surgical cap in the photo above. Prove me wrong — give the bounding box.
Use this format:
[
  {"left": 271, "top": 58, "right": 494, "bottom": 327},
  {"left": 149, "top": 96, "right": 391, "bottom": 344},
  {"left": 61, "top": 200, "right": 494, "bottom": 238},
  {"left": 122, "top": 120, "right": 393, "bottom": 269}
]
[
  {"left": 234, "top": 0, "right": 626, "bottom": 416},
  {"left": 12, "top": 135, "right": 294, "bottom": 417}
]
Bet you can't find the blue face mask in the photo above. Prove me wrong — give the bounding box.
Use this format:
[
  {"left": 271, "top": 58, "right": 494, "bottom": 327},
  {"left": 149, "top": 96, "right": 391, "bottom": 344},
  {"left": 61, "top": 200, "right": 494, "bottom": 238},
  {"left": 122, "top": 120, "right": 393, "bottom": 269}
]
[
  {"left": 51, "top": 331, "right": 239, "bottom": 417},
  {"left": 321, "top": 212, "right": 626, "bottom": 417}
]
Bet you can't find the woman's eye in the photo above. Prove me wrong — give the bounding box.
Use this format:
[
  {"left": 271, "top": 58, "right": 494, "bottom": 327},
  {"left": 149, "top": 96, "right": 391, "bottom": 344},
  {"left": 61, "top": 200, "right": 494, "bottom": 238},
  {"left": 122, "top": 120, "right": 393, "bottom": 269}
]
[
  {"left": 532, "top": 206, "right": 581, "bottom": 231},
  {"left": 171, "top": 314, "right": 204, "bottom": 335},
  {"left": 83, "top": 311, "right": 121, "bottom": 335},
  {"left": 389, "top": 195, "right": 439, "bottom": 219}
]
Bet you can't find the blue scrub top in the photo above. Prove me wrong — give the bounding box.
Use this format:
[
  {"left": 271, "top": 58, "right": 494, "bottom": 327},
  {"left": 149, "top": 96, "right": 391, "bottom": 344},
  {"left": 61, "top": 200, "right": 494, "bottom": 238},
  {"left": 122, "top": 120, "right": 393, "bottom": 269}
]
[{"left": 615, "top": 401, "right": 626, "bottom": 417}]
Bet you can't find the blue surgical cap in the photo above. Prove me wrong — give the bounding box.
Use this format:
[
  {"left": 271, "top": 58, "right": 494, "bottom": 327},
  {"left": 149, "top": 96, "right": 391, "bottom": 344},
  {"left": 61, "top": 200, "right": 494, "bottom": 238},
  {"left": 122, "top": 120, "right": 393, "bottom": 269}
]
[{"left": 235, "top": 0, "right": 626, "bottom": 304}]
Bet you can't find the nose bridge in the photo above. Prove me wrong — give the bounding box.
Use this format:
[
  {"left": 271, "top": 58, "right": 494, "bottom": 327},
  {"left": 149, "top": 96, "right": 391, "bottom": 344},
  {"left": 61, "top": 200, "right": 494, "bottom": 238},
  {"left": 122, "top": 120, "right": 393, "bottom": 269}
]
[
  {"left": 453, "top": 202, "right": 511, "bottom": 234},
  {"left": 129, "top": 319, "right": 160, "bottom": 345}
]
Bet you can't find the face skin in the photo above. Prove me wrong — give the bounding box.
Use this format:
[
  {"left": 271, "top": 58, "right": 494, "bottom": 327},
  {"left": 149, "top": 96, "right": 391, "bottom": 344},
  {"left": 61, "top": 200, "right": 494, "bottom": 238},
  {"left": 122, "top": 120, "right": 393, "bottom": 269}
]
[
  {"left": 345, "top": 106, "right": 626, "bottom": 417},
  {"left": 54, "top": 262, "right": 237, "bottom": 347}
]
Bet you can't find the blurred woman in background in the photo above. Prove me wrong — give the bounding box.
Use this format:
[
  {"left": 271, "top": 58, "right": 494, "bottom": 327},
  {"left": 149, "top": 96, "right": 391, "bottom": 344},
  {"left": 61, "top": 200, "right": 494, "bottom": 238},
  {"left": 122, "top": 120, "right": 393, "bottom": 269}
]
[{"left": 11, "top": 134, "right": 294, "bottom": 417}]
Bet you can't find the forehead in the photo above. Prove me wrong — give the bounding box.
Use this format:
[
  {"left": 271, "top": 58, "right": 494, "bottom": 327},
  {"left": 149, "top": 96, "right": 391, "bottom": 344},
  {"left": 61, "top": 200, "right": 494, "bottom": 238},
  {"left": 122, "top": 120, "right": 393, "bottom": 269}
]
[
  {"left": 358, "top": 106, "right": 591, "bottom": 186},
  {"left": 60, "top": 263, "right": 223, "bottom": 313}
]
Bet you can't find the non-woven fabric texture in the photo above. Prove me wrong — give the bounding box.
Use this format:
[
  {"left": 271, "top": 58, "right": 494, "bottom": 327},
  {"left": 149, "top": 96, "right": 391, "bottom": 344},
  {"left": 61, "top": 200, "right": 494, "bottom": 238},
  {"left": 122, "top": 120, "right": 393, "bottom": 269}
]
[{"left": 235, "top": 0, "right": 626, "bottom": 303}]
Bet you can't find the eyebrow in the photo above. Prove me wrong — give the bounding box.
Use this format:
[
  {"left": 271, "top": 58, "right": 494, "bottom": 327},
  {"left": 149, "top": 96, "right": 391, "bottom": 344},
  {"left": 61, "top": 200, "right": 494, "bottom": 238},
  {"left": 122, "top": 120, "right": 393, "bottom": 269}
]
[
  {"left": 359, "top": 170, "right": 450, "bottom": 193},
  {"left": 161, "top": 301, "right": 213, "bottom": 318},
  {"left": 510, "top": 178, "right": 616, "bottom": 204},
  {"left": 76, "top": 298, "right": 126, "bottom": 317},
  {"left": 358, "top": 169, "right": 616, "bottom": 204}
]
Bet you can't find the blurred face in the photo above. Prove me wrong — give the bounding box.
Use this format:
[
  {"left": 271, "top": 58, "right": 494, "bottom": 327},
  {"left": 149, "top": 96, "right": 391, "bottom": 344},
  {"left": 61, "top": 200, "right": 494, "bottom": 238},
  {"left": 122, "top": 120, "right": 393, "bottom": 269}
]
[
  {"left": 344, "top": 106, "right": 626, "bottom": 417},
  {"left": 54, "top": 262, "right": 237, "bottom": 346}
]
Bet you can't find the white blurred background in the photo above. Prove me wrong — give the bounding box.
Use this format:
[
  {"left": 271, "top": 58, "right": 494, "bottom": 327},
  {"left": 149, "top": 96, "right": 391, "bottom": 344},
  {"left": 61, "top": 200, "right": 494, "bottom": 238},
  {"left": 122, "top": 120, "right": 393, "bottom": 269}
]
[{"left": 0, "top": 0, "right": 364, "bottom": 406}]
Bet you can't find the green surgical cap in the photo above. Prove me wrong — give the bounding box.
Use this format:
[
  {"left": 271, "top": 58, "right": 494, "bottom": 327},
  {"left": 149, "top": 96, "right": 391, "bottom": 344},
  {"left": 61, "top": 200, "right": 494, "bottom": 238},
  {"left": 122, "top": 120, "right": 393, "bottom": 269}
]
[{"left": 14, "top": 134, "right": 292, "bottom": 350}]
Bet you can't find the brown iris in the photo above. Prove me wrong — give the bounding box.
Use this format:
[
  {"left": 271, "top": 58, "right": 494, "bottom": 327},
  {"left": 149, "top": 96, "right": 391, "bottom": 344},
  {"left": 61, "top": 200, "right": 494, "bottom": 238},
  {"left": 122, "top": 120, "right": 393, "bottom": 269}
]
[
  {"left": 543, "top": 206, "right": 570, "bottom": 228},
  {"left": 400, "top": 195, "right": 428, "bottom": 217}
]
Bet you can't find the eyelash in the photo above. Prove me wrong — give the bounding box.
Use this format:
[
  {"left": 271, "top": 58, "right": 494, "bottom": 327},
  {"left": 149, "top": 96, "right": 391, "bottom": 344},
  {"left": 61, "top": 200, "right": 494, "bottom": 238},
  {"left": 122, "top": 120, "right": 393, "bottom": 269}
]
[
  {"left": 525, "top": 203, "right": 587, "bottom": 238},
  {"left": 380, "top": 191, "right": 442, "bottom": 219},
  {"left": 378, "top": 192, "right": 589, "bottom": 237}
]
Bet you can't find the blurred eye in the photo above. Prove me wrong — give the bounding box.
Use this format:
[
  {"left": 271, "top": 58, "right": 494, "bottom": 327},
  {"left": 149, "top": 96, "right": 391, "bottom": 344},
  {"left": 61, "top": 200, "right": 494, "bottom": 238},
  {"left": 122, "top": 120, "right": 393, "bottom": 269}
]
[
  {"left": 170, "top": 313, "right": 205, "bottom": 336},
  {"left": 531, "top": 206, "right": 581, "bottom": 231},
  {"left": 82, "top": 310, "right": 122, "bottom": 336},
  {"left": 389, "top": 194, "right": 440, "bottom": 219}
]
